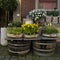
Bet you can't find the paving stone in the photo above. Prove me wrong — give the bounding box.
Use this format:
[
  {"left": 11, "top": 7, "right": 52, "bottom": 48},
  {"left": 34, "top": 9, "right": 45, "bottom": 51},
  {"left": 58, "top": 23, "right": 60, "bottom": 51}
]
[
  {"left": 26, "top": 54, "right": 32, "bottom": 60},
  {"left": 4, "top": 56, "right": 10, "bottom": 60},
  {"left": 32, "top": 55, "right": 41, "bottom": 60},
  {"left": 40, "top": 56, "right": 46, "bottom": 60},
  {"left": 18, "top": 56, "right": 22, "bottom": 60},
  {"left": 10, "top": 56, "right": 18, "bottom": 60},
  {"left": 54, "top": 57, "right": 60, "bottom": 60},
  {"left": 19, "top": 56, "right": 26, "bottom": 60},
  {"left": 0, "top": 56, "right": 5, "bottom": 60},
  {"left": 46, "top": 57, "right": 54, "bottom": 60}
]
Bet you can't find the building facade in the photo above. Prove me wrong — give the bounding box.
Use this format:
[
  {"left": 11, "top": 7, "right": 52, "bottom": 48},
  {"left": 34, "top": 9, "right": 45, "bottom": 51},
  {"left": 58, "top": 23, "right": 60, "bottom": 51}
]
[{"left": 13, "top": 0, "right": 60, "bottom": 21}]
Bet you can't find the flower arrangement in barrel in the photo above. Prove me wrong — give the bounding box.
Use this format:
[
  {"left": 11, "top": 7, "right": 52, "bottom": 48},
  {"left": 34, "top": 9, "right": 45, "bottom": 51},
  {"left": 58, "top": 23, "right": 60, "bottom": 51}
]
[
  {"left": 29, "top": 9, "right": 46, "bottom": 22},
  {"left": 42, "top": 23, "right": 58, "bottom": 37},
  {"left": 21, "top": 23, "right": 39, "bottom": 38}
]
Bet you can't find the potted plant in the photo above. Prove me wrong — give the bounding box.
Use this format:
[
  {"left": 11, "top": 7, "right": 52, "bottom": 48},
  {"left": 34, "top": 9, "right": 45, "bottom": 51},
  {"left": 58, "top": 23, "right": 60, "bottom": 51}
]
[
  {"left": 52, "top": 11, "right": 59, "bottom": 17},
  {"left": 0, "top": 0, "right": 18, "bottom": 46},
  {"left": 52, "top": 11, "right": 59, "bottom": 24},
  {"left": 42, "top": 23, "right": 58, "bottom": 37},
  {"left": 29, "top": 9, "right": 46, "bottom": 26},
  {"left": 8, "top": 21, "right": 22, "bottom": 27},
  {"left": 46, "top": 11, "right": 53, "bottom": 23},
  {"left": 46, "top": 11, "right": 52, "bottom": 16},
  {"left": 7, "top": 27, "right": 23, "bottom": 38},
  {"left": 22, "top": 23, "right": 39, "bottom": 38}
]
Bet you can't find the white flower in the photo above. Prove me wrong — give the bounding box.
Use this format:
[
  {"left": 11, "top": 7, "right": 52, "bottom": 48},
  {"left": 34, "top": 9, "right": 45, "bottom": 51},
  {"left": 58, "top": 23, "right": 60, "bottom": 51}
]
[
  {"left": 35, "top": 12, "right": 36, "bottom": 14},
  {"left": 29, "top": 9, "right": 47, "bottom": 21},
  {"left": 36, "top": 17, "right": 39, "bottom": 19},
  {"left": 50, "top": 23, "right": 52, "bottom": 26},
  {"left": 38, "top": 15, "right": 40, "bottom": 16},
  {"left": 32, "top": 10, "right": 35, "bottom": 13},
  {"left": 32, "top": 14, "right": 34, "bottom": 17},
  {"left": 38, "top": 13, "right": 41, "bottom": 14},
  {"left": 43, "top": 13, "right": 46, "bottom": 16},
  {"left": 35, "top": 18, "right": 37, "bottom": 21},
  {"left": 39, "top": 15, "right": 41, "bottom": 17}
]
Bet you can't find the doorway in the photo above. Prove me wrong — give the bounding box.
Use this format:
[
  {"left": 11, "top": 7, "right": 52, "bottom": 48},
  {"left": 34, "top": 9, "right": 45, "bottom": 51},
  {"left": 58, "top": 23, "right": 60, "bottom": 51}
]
[
  {"left": 21, "top": 0, "right": 35, "bottom": 18},
  {"left": 0, "top": 10, "right": 13, "bottom": 27}
]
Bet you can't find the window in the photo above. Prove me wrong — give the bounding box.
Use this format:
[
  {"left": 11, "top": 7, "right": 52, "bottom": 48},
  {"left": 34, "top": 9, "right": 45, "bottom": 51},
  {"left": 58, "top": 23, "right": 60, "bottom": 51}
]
[{"left": 39, "top": 0, "right": 57, "bottom": 9}]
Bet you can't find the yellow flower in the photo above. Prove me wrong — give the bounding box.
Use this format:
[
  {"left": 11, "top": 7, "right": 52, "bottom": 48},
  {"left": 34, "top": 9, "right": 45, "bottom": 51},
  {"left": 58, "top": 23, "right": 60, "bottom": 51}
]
[
  {"left": 27, "top": 25, "right": 30, "bottom": 27},
  {"left": 33, "top": 23, "right": 36, "bottom": 26},
  {"left": 32, "top": 25, "right": 34, "bottom": 28},
  {"left": 49, "top": 23, "right": 52, "bottom": 26},
  {"left": 36, "top": 23, "right": 38, "bottom": 27},
  {"left": 36, "top": 30, "right": 39, "bottom": 32},
  {"left": 24, "top": 28, "right": 25, "bottom": 30}
]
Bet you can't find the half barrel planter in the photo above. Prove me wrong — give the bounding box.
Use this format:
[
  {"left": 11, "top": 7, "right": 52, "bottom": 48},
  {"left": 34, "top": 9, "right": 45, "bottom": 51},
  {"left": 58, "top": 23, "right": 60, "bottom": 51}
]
[
  {"left": 33, "top": 34, "right": 57, "bottom": 56},
  {"left": 24, "top": 34, "right": 39, "bottom": 38},
  {"left": 7, "top": 34, "right": 31, "bottom": 55}
]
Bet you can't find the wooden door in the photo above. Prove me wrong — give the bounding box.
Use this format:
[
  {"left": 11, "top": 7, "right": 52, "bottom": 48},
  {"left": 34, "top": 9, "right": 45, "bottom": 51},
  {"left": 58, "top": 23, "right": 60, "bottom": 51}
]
[{"left": 21, "top": 0, "right": 35, "bottom": 18}]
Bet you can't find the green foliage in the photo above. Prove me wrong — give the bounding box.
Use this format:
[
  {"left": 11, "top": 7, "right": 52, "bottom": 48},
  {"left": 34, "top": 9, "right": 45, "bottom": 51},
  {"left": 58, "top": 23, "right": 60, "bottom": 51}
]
[
  {"left": 7, "top": 27, "right": 23, "bottom": 35},
  {"left": 43, "top": 23, "right": 58, "bottom": 34},
  {"left": 0, "top": 0, "right": 18, "bottom": 11},
  {"left": 0, "top": 0, "right": 3, "bottom": 9},
  {"left": 22, "top": 24, "right": 39, "bottom": 35},
  {"left": 46, "top": 11, "right": 52, "bottom": 16},
  {"left": 29, "top": 9, "right": 46, "bottom": 22},
  {"left": 8, "top": 21, "right": 22, "bottom": 27},
  {"left": 52, "top": 11, "right": 59, "bottom": 16},
  {"left": 11, "top": 22, "right": 22, "bottom": 27},
  {"left": 47, "top": 11, "right": 59, "bottom": 16}
]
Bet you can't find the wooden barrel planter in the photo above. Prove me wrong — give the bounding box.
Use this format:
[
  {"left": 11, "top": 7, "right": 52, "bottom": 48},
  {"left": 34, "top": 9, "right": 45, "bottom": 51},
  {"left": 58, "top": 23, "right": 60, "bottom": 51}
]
[
  {"left": 7, "top": 40, "right": 31, "bottom": 55},
  {"left": 33, "top": 39, "right": 56, "bottom": 56}
]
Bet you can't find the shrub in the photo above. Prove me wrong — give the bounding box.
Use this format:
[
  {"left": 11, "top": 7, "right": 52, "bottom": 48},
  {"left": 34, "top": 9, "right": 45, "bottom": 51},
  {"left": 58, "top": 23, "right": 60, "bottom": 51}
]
[{"left": 43, "top": 23, "right": 58, "bottom": 34}]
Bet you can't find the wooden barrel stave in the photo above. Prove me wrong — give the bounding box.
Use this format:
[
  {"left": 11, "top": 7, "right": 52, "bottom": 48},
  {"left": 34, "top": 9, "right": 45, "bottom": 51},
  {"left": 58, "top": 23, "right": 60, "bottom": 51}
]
[
  {"left": 8, "top": 40, "right": 31, "bottom": 55},
  {"left": 33, "top": 40, "right": 56, "bottom": 56}
]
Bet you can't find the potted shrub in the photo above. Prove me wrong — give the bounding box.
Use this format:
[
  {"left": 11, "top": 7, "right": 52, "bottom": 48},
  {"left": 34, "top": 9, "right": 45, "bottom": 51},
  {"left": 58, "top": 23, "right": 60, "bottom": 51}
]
[
  {"left": 7, "top": 27, "right": 23, "bottom": 38},
  {"left": 52, "top": 11, "right": 59, "bottom": 24},
  {"left": 46, "top": 11, "right": 52, "bottom": 16},
  {"left": 22, "top": 23, "right": 39, "bottom": 38},
  {"left": 29, "top": 9, "right": 46, "bottom": 26},
  {"left": 52, "top": 11, "right": 59, "bottom": 17},
  {"left": 46, "top": 11, "right": 53, "bottom": 23},
  {"left": 42, "top": 23, "right": 58, "bottom": 37}
]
